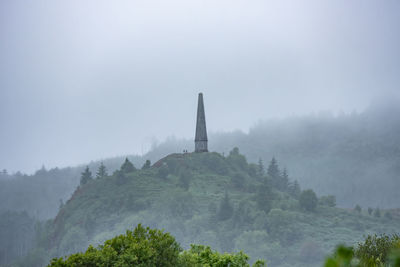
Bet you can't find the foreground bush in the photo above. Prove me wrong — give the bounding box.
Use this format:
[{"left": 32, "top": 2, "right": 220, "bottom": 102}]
[
  {"left": 48, "top": 224, "right": 265, "bottom": 267},
  {"left": 324, "top": 234, "right": 400, "bottom": 267}
]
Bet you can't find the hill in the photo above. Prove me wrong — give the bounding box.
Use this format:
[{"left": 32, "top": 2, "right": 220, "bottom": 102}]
[
  {"left": 144, "top": 102, "right": 400, "bottom": 209},
  {"left": 20, "top": 150, "right": 400, "bottom": 267}
]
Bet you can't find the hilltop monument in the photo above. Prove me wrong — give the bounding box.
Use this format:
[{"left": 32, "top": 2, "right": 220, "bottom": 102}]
[{"left": 195, "top": 93, "right": 208, "bottom": 152}]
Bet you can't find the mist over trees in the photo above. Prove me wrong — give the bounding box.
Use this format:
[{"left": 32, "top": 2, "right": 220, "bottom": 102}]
[{"left": 1, "top": 102, "right": 400, "bottom": 266}]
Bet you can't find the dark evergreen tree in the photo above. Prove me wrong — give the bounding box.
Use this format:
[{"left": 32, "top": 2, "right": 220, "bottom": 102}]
[
  {"left": 96, "top": 162, "right": 107, "bottom": 179},
  {"left": 280, "top": 168, "right": 289, "bottom": 191},
  {"left": 121, "top": 158, "right": 136, "bottom": 173},
  {"left": 141, "top": 160, "right": 151, "bottom": 170},
  {"left": 217, "top": 191, "right": 234, "bottom": 221},
  {"left": 80, "top": 166, "right": 93, "bottom": 185},
  {"left": 267, "top": 157, "right": 282, "bottom": 189},
  {"left": 267, "top": 157, "right": 280, "bottom": 179}
]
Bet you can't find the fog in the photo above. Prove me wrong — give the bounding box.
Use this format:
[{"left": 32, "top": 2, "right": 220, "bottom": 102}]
[{"left": 1, "top": 0, "right": 400, "bottom": 173}]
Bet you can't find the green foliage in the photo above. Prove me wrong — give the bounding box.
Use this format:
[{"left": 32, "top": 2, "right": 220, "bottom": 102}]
[
  {"left": 16, "top": 151, "right": 400, "bottom": 267},
  {"left": 227, "top": 147, "right": 248, "bottom": 172},
  {"left": 49, "top": 225, "right": 266, "bottom": 267},
  {"left": 49, "top": 224, "right": 181, "bottom": 267},
  {"left": 142, "top": 160, "right": 151, "bottom": 170},
  {"left": 324, "top": 245, "right": 354, "bottom": 267},
  {"left": 80, "top": 166, "right": 93, "bottom": 185},
  {"left": 96, "top": 162, "right": 108, "bottom": 179},
  {"left": 324, "top": 234, "right": 400, "bottom": 267},
  {"left": 231, "top": 172, "right": 246, "bottom": 189},
  {"left": 355, "top": 234, "right": 400, "bottom": 265},
  {"left": 179, "top": 244, "right": 265, "bottom": 267},
  {"left": 319, "top": 195, "right": 336, "bottom": 207},
  {"left": 121, "top": 158, "right": 136, "bottom": 173},
  {"left": 299, "top": 189, "right": 318, "bottom": 212},
  {"left": 256, "top": 178, "right": 273, "bottom": 213}
]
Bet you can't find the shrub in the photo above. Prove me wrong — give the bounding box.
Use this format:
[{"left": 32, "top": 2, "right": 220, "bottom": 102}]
[{"left": 299, "top": 189, "right": 318, "bottom": 212}]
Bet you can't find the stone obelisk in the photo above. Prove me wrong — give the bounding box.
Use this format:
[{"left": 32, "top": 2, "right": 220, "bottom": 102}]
[{"left": 195, "top": 93, "right": 208, "bottom": 152}]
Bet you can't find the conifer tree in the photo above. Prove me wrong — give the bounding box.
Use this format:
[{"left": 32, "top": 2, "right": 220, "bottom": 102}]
[
  {"left": 267, "top": 157, "right": 280, "bottom": 178},
  {"left": 80, "top": 166, "right": 93, "bottom": 185},
  {"left": 267, "top": 157, "right": 281, "bottom": 189},
  {"left": 96, "top": 162, "right": 107, "bottom": 179},
  {"left": 142, "top": 160, "right": 151, "bottom": 170},
  {"left": 121, "top": 158, "right": 136, "bottom": 173},
  {"left": 281, "top": 168, "right": 289, "bottom": 191}
]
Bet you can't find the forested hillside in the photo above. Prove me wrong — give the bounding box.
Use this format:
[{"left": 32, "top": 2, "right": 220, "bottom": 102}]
[
  {"left": 1, "top": 102, "right": 399, "bottom": 223},
  {"left": 145, "top": 102, "right": 400, "bottom": 209},
  {"left": 16, "top": 150, "right": 400, "bottom": 267}
]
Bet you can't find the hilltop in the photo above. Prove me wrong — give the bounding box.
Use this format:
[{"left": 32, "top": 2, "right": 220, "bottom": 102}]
[{"left": 21, "top": 149, "right": 400, "bottom": 267}]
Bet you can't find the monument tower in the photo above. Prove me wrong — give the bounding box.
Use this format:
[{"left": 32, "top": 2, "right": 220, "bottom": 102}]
[{"left": 195, "top": 93, "right": 208, "bottom": 152}]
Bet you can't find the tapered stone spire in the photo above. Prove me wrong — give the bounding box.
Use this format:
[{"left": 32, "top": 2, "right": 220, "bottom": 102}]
[{"left": 195, "top": 93, "right": 208, "bottom": 152}]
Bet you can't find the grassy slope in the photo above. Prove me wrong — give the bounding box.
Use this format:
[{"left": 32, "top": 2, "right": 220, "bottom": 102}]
[{"left": 45, "top": 152, "right": 400, "bottom": 267}]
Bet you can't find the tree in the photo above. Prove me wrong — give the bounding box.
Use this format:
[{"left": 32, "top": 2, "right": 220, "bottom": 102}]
[
  {"left": 354, "top": 204, "right": 362, "bottom": 213},
  {"left": 267, "top": 157, "right": 280, "bottom": 179},
  {"left": 355, "top": 234, "right": 400, "bottom": 265},
  {"left": 280, "top": 168, "right": 289, "bottom": 191},
  {"left": 180, "top": 245, "right": 265, "bottom": 267},
  {"left": 299, "top": 189, "right": 318, "bottom": 212},
  {"left": 319, "top": 195, "right": 336, "bottom": 207},
  {"left": 142, "top": 159, "right": 151, "bottom": 170},
  {"left": 49, "top": 224, "right": 182, "bottom": 267},
  {"left": 121, "top": 158, "right": 136, "bottom": 173},
  {"left": 80, "top": 166, "right": 92, "bottom": 185},
  {"left": 95, "top": 162, "right": 107, "bottom": 179},
  {"left": 49, "top": 225, "right": 265, "bottom": 267},
  {"left": 217, "top": 191, "right": 234, "bottom": 221},
  {"left": 267, "top": 157, "right": 284, "bottom": 190}
]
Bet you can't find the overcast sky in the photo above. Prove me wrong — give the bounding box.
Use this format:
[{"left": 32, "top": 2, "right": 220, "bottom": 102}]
[{"left": 1, "top": 0, "right": 399, "bottom": 173}]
